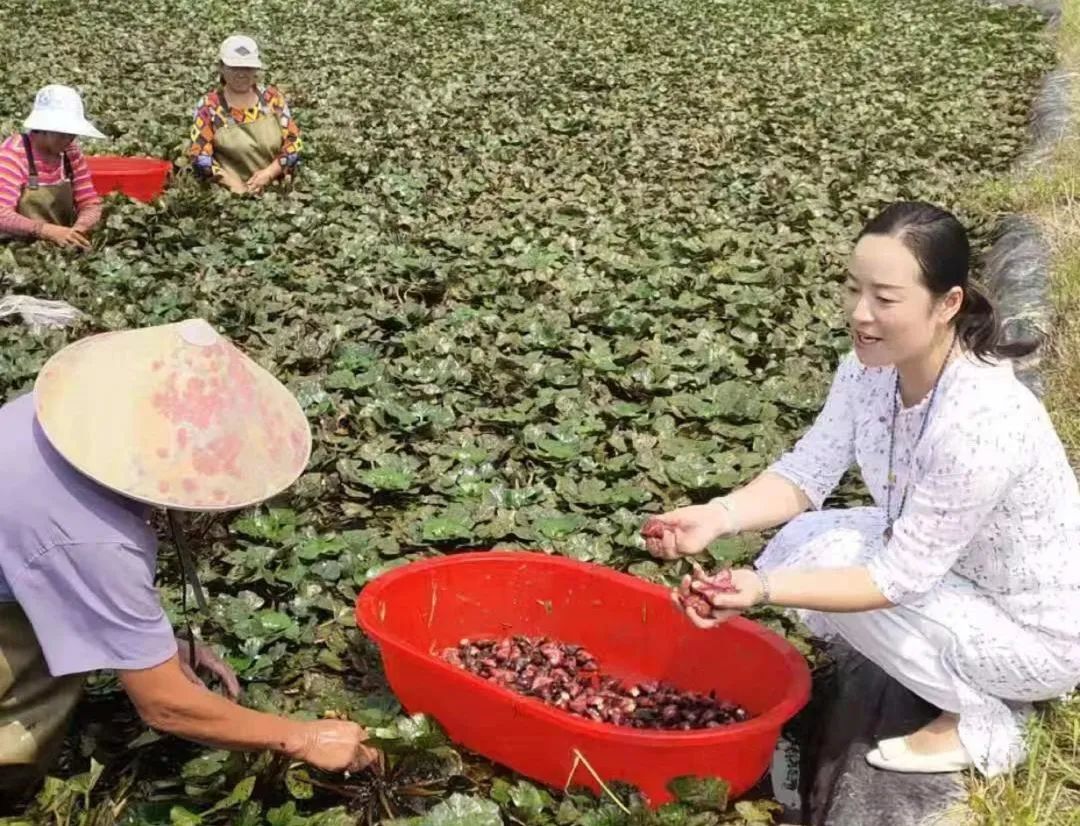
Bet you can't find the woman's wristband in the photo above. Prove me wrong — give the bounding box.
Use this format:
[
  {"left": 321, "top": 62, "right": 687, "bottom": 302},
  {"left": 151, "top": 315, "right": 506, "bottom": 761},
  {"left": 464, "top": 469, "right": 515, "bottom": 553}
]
[{"left": 708, "top": 496, "right": 740, "bottom": 537}]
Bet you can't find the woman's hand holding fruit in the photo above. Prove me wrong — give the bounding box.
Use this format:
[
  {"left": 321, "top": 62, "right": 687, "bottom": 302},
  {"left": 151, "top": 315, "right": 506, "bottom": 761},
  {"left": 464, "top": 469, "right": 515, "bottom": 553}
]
[
  {"left": 671, "top": 562, "right": 768, "bottom": 629},
  {"left": 640, "top": 502, "right": 734, "bottom": 560}
]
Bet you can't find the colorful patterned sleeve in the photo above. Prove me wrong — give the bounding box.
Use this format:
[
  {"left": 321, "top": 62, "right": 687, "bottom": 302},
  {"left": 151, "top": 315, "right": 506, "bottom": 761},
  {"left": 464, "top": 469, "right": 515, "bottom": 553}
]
[
  {"left": 266, "top": 86, "right": 302, "bottom": 170},
  {"left": 188, "top": 95, "right": 222, "bottom": 179}
]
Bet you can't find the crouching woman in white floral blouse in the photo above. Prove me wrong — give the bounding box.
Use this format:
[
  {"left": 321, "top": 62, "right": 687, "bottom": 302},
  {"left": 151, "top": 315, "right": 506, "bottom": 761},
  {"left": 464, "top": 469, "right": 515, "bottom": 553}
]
[{"left": 642, "top": 201, "right": 1080, "bottom": 777}]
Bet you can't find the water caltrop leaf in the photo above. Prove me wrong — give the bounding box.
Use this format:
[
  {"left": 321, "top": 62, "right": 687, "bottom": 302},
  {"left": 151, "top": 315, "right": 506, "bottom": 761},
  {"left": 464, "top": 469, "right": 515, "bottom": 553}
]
[
  {"left": 255, "top": 611, "right": 297, "bottom": 634},
  {"left": 203, "top": 776, "right": 257, "bottom": 815},
  {"left": 508, "top": 780, "right": 554, "bottom": 818},
  {"left": 231, "top": 509, "right": 298, "bottom": 542},
  {"left": 180, "top": 751, "right": 230, "bottom": 780},
  {"left": 534, "top": 512, "right": 586, "bottom": 540},
  {"left": 0, "top": 0, "right": 1052, "bottom": 820},
  {"left": 264, "top": 802, "right": 355, "bottom": 826},
  {"left": 423, "top": 793, "right": 502, "bottom": 826},
  {"left": 421, "top": 514, "right": 475, "bottom": 542},
  {"left": 285, "top": 767, "right": 315, "bottom": 800},
  {"left": 667, "top": 776, "right": 730, "bottom": 812},
  {"left": 368, "top": 713, "right": 450, "bottom": 754},
  {"left": 169, "top": 807, "right": 204, "bottom": 826},
  {"left": 361, "top": 465, "right": 417, "bottom": 491},
  {"left": 734, "top": 799, "right": 784, "bottom": 822}
]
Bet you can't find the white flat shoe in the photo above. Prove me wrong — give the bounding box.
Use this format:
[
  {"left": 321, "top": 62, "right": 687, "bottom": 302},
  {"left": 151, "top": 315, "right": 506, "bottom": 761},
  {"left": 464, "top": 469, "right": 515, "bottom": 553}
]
[{"left": 865, "top": 735, "right": 973, "bottom": 773}]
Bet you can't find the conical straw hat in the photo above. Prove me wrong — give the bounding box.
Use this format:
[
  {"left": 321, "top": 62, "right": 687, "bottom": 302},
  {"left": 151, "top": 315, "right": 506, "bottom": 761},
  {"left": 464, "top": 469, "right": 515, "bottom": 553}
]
[{"left": 34, "top": 319, "right": 312, "bottom": 512}]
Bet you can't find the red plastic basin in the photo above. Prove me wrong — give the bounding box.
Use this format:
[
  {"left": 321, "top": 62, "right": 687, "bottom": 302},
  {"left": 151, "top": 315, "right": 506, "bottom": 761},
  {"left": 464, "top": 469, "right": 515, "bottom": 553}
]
[
  {"left": 85, "top": 155, "right": 172, "bottom": 203},
  {"left": 356, "top": 551, "right": 811, "bottom": 806}
]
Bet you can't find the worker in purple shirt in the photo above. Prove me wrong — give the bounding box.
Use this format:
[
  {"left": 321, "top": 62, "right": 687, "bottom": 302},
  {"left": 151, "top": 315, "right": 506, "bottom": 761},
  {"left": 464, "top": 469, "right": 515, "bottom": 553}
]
[{"left": 0, "top": 319, "right": 379, "bottom": 799}]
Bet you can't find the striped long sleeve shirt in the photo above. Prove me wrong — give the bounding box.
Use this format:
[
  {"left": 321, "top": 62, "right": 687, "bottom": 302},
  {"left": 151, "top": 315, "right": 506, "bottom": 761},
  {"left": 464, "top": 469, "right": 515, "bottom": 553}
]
[{"left": 0, "top": 134, "right": 103, "bottom": 237}]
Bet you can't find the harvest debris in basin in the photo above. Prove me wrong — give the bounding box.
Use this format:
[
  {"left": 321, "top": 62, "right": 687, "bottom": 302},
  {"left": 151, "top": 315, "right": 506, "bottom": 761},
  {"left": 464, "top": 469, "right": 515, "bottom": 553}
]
[{"left": 442, "top": 635, "right": 751, "bottom": 730}]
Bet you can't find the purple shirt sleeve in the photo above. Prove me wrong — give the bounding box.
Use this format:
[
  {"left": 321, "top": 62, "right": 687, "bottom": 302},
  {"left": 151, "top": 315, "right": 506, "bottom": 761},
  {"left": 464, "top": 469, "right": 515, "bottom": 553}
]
[{"left": 9, "top": 541, "right": 178, "bottom": 676}]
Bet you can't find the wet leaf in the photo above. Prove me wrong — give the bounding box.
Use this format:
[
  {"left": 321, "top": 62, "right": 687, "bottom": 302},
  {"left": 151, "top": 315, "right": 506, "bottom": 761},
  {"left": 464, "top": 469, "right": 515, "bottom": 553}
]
[
  {"left": 423, "top": 793, "right": 502, "bottom": 826},
  {"left": 667, "top": 776, "right": 729, "bottom": 812},
  {"left": 0, "top": 0, "right": 1053, "bottom": 820},
  {"left": 284, "top": 767, "right": 314, "bottom": 801}
]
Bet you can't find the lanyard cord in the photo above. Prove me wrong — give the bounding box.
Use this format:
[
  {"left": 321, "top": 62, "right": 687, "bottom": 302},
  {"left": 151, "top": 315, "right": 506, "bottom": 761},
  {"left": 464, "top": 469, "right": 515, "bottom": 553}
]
[
  {"left": 21, "top": 133, "right": 73, "bottom": 187},
  {"left": 166, "top": 510, "right": 208, "bottom": 671},
  {"left": 883, "top": 334, "right": 958, "bottom": 540}
]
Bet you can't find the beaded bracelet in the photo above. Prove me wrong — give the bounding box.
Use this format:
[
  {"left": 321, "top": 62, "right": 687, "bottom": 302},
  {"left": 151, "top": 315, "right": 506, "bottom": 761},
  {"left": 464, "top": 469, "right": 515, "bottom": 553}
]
[{"left": 756, "top": 570, "right": 772, "bottom": 605}]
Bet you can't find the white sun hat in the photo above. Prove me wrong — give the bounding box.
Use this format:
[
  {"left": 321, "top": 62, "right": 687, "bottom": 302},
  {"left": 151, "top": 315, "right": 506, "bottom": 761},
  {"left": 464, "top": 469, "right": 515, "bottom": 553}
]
[
  {"left": 219, "top": 34, "right": 264, "bottom": 69},
  {"left": 34, "top": 319, "right": 312, "bottom": 512},
  {"left": 23, "top": 84, "right": 105, "bottom": 139}
]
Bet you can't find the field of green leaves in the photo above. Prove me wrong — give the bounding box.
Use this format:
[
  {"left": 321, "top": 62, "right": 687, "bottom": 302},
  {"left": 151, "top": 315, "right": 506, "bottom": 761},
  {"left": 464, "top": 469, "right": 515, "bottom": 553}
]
[{"left": 0, "top": 0, "right": 1055, "bottom": 823}]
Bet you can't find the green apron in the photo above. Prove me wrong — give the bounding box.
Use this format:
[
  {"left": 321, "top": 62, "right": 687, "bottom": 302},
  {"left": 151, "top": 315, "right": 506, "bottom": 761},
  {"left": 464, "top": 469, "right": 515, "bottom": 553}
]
[
  {"left": 16, "top": 134, "right": 76, "bottom": 228},
  {"left": 0, "top": 602, "right": 83, "bottom": 794},
  {"left": 213, "top": 97, "right": 283, "bottom": 182}
]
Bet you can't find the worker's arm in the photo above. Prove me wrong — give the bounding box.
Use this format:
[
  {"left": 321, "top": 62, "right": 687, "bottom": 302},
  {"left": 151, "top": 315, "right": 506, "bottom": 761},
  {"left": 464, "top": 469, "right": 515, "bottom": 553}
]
[
  {"left": 119, "top": 655, "right": 378, "bottom": 771},
  {"left": 642, "top": 471, "right": 811, "bottom": 559},
  {"left": 679, "top": 566, "right": 892, "bottom": 629}
]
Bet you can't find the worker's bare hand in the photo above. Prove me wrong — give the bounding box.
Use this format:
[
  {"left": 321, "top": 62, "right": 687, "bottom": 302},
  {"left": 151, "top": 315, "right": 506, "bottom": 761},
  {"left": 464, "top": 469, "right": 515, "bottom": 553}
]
[
  {"left": 286, "top": 720, "right": 382, "bottom": 774},
  {"left": 39, "top": 224, "right": 90, "bottom": 250},
  {"left": 176, "top": 638, "right": 241, "bottom": 700}
]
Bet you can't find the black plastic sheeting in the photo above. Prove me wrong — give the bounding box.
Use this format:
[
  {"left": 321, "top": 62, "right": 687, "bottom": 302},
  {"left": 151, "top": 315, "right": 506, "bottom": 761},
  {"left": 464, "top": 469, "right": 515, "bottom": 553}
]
[
  {"left": 797, "top": 642, "right": 970, "bottom": 826},
  {"left": 985, "top": 58, "right": 1071, "bottom": 397},
  {"left": 985, "top": 214, "right": 1053, "bottom": 396},
  {"left": 990, "top": 0, "right": 1062, "bottom": 19},
  {"left": 983, "top": 2, "right": 1066, "bottom": 392},
  {"left": 802, "top": 2, "right": 1069, "bottom": 824}
]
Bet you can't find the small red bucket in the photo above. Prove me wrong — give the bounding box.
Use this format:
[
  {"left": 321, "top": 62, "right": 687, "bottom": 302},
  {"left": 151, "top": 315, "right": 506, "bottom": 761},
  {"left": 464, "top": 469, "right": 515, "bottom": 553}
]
[
  {"left": 86, "top": 155, "right": 172, "bottom": 203},
  {"left": 356, "top": 551, "right": 811, "bottom": 806}
]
